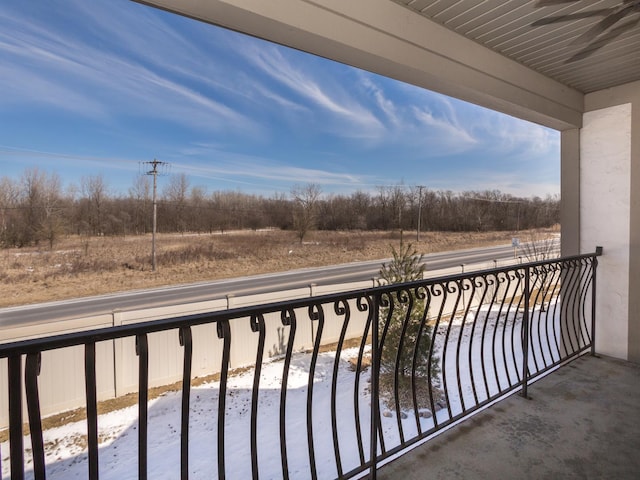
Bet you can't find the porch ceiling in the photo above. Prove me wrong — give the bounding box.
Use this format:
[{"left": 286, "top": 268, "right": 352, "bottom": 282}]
[{"left": 392, "top": 0, "right": 640, "bottom": 94}]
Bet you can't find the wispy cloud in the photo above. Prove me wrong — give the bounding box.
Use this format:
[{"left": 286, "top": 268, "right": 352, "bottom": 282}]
[
  {"left": 0, "top": 3, "right": 257, "bottom": 135},
  {"left": 346, "top": 74, "right": 481, "bottom": 156},
  {"left": 240, "top": 44, "right": 386, "bottom": 138},
  {"left": 359, "top": 74, "right": 400, "bottom": 127},
  {"left": 0, "top": 63, "right": 106, "bottom": 116},
  {"left": 389, "top": 83, "right": 558, "bottom": 158},
  {"left": 171, "top": 144, "right": 374, "bottom": 189},
  {"left": 412, "top": 105, "right": 478, "bottom": 148},
  {"left": 0, "top": 145, "right": 143, "bottom": 182},
  {"left": 485, "top": 114, "right": 559, "bottom": 158},
  {"left": 424, "top": 168, "right": 559, "bottom": 197}
]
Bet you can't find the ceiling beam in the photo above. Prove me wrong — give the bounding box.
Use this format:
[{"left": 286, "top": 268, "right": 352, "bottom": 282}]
[{"left": 136, "top": 0, "right": 584, "bottom": 130}]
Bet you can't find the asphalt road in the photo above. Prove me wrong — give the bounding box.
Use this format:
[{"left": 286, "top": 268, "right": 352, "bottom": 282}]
[{"left": 0, "top": 243, "right": 549, "bottom": 329}]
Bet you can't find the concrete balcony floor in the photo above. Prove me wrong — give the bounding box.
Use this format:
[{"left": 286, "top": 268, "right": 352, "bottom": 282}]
[{"left": 378, "top": 354, "right": 640, "bottom": 479}]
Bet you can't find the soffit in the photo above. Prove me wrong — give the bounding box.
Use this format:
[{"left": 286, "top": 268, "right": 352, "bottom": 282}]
[{"left": 392, "top": 0, "right": 640, "bottom": 93}]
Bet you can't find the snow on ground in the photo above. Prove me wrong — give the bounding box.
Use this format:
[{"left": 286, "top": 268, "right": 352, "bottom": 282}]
[
  {"left": 1, "top": 302, "right": 568, "bottom": 479},
  {"left": 3, "top": 346, "right": 379, "bottom": 479}
]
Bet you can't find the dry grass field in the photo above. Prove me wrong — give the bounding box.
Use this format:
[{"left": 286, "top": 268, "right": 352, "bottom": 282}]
[
  {"left": 0, "top": 228, "right": 556, "bottom": 308},
  {"left": 0, "top": 227, "right": 559, "bottom": 439}
]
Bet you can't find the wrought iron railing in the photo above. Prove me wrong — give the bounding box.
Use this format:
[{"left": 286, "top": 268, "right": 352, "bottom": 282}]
[{"left": 0, "top": 249, "right": 602, "bottom": 479}]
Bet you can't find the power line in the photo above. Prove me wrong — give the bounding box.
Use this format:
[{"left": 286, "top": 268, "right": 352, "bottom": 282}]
[
  {"left": 0, "top": 145, "right": 140, "bottom": 166},
  {"left": 463, "top": 196, "right": 524, "bottom": 204}
]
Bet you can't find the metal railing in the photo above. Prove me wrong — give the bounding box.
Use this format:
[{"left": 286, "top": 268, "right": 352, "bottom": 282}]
[{"left": 0, "top": 249, "right": 601, "bottom": 479}]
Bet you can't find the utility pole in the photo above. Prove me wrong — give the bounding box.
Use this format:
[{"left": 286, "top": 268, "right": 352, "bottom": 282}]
[
  {"left": 143, "top": 159, "right": 166, "bottom": 272},
  {"left": 417, "top": 185, "right": 425, "bottom": 242}
]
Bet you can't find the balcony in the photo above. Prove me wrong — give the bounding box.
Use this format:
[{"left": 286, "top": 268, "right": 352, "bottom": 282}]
[
  {"left": 3, "top": 248, "right": 632, "bottom": 479},
  {"left": 378, "top": 353, "right": 640, "bottom": 479}
]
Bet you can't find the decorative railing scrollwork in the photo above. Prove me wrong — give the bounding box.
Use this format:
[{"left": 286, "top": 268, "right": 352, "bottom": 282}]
[{"left": 0, "top": 249, "right": 602, "bottom": 479}]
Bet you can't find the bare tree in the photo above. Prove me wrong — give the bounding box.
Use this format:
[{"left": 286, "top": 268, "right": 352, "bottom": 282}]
[
  {"left": 81, "top": 174, "right": 108, "bottom": 235},
  {"left": 189, "top": 186, "right": 207, "bottom": 233},
  {"left": 520, "top": 230, "right": 559, "bottom": 262},
  {"left": 0, "top": 176, "right": 20, "bottom": 246},
  {"left": 210, "top": 191, "right": 233, "bottom": 233},
  {"left": 350, "top": 190, "right": 370, "bottom": 230},
  {"left": 21, "top": 168, "right": 44, "bottom": 244},
  {"left": 520, "top": 230, "right": 560, "bottom": 311},
  {"left": 163, "top": 173, "right": 190, "bottom": 233},
  {"left": 267, "top": 192, "right": 291, "bottom": 230},
  {"left": 291, "top": 183, "right": 321, "bottom": 243},
  {"left": 129, "top": 175, "right": 152, "bottom": 234},
  {"left": 19, "top": 168, "right": 64, "bottom": 247},
  {"left": 39, "top": 172, "right": 64, "bottom": 248},
  {"left": 0, "top": 165, "right": 562, "bottom": 247}
]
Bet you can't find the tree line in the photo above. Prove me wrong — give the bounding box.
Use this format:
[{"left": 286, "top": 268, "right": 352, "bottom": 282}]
[{"left": 0, "top": 168, "right": 559, "bottom": 248}]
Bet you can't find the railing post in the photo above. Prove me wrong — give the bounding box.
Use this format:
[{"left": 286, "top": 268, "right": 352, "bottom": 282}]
[
  {"left": 136, "top": 334, "right": 149, "bottom": 480},
  {"left": 369, "top": 294, "right": 380, "bottom": 479},
  {"left": 179, "top": 327, "right": 193, "bottom": 480},
  {"left": 521, "top": 266, "right": 531, "bottom": 399},
  {"left": 217, "top": 320, "right": 231, "bottom": 480},
  {"left": 85, "top": 342, "right": 99, "bottom": 480},
  {"left": 25, "top": 352, "right": 45, "bottom": 480},
  {"left": 8, "top": 355, "right": 24, "bottom": 480},
  {"left": 591, "top": 247, "right": 603, "bottom": 356}
]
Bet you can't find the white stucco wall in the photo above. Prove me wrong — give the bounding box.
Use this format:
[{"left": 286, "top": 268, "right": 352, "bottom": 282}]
[{"left": 580, "top": 103, "right": 632, "bottom": 359}]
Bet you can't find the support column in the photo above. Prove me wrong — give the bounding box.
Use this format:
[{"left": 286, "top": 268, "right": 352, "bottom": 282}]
[
  {"left": 581, "top": 101, "right": 632, "bottom": 360},
  {"left": 628, "top": 97, "right": 640, "bottom": 363},
  {"left": 583, "top": 81, "right": 640, "bottom": 362},
  {"left": 560, "top": 129, "right": 580, "bottom": 256}
]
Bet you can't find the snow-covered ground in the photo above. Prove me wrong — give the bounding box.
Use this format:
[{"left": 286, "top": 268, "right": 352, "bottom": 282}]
[
  {"left": 2, "top": 300, "right": 576, "bottom": 479},
  {"left": 3, "top": 346, "right": 383, "bottom": 479}
]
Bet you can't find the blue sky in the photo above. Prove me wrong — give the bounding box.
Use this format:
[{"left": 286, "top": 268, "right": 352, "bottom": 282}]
[{"left": 0, "top": 0, "right": 560, "bottom": 198}]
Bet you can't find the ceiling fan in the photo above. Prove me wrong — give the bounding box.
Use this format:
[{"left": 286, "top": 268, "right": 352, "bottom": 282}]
[{"left": 532, "top": 0, "right": 640, "bottom": 62}]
